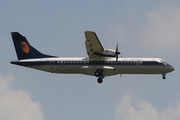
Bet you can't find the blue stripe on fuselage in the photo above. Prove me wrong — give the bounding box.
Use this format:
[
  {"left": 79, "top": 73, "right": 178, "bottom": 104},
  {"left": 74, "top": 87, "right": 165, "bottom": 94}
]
[{"left": 11, "top": 60, "right": 167, "bottom": 67}]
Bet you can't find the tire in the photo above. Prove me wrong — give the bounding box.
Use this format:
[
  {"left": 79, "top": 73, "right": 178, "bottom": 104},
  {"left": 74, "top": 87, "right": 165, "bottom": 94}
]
[
  {"left": 95, "top": 71, "right": 100, "bottom": 77},
  {"left": 97, "top": 77, "right": 103, "bottom": 83}
]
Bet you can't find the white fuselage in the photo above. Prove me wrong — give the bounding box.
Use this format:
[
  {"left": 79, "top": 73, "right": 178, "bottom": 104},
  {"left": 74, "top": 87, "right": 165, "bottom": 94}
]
[{"left": 11, "top": 57, "right": 174, "bottom": 77}]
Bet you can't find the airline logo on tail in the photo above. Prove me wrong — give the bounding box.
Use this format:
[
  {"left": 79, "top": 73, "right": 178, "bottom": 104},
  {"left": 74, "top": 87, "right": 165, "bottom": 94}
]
[
  {"left": 20, "top": 41, "right": 29, "bottom": 53},
  {"left": 11, "top": 32, "right": 56, "bottom": 60}
]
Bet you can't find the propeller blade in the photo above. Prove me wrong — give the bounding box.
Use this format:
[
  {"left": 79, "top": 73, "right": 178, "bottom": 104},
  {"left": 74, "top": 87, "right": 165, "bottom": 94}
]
[
  {"left": 115, "top": 43, "right": 120, "bottom": 62},
  {"left": 116, "top": 43, "right": 118, "bottom": 52},
  {"left": 116, "top": 55, "right": 118, "bottom": 62}
]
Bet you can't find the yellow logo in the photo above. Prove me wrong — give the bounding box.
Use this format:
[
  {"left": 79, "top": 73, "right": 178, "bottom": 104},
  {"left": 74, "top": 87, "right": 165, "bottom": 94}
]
[{"left": 20, "top": 41, "right": 30, "bottom": 53}]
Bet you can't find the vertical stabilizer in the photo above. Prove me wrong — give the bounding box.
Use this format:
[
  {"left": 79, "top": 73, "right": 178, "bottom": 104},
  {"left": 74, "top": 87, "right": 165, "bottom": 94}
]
[{"left": 11, "top": 32, "right": 55, "bottom": 60}]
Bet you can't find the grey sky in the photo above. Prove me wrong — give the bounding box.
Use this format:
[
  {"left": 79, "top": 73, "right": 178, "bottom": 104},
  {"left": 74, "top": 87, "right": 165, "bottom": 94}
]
[{"left": 0, "top": 0, "right": 179, "bottom": 120}]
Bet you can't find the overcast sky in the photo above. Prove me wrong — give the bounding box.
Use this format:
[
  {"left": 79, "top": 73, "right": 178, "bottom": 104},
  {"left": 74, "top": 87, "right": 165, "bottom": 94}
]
[{"left": 0, "top": 0, "right": 180, "bottom": 120}]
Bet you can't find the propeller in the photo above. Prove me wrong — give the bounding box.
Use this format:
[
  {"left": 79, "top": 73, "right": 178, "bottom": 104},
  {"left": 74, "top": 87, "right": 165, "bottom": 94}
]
[{"left": 115, "top": 43, "right": 120, "bottom": 62}]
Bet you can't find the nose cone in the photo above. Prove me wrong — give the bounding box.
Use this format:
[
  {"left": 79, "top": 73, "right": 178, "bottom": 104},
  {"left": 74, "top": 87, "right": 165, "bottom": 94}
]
[
  {"left": 170, "top": 66, "right": 175, "bottom": 71},
  {"left": 167, "top": 64, "right": 175, "bottom": 72},
  {"left": 169, "top": 66, "right": 175, "bottom": 72}
]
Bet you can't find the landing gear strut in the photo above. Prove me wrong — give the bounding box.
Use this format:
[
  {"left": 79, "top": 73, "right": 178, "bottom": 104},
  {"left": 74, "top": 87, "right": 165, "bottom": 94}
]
[
  {"left": 94, "top": 69, "right": 104, "bottom": 84},
  {"left": 162, "top": 74, "right": 166, "bottom": 79}
]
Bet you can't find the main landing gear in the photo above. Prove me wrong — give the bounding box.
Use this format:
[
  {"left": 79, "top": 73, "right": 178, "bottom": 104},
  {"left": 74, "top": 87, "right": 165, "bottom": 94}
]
[
  {"left": 94, "top": 69, "right": 104, "bottom": 84},
  {"left": 162, "top": 74, "right": 166, "bottom": 79}
]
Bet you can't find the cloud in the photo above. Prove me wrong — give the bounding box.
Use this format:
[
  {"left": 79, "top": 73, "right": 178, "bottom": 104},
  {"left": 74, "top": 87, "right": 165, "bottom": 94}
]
[
  {"left": 139, "top": 2, "right": 180, "bottom": 51},
  {"left": 0, "top": 74, "right": 44, "bottom": 120},
  {"left": 115, "top": 91, "right": 180, "bottom": 120}
]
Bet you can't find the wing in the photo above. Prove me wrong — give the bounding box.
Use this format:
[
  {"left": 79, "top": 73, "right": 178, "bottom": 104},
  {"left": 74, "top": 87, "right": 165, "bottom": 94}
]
[{"left": 85, "top": 31, "right": 104, "bottom": 59}]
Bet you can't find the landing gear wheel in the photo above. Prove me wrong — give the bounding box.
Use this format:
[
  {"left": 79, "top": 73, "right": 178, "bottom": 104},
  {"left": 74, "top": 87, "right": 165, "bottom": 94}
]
[
  {"left": 94, "top": 69, "right": 103, "bottom": 77},
  {"left": 95, "top": 71, "right": 100, "bottom": 77},
  {"left": 95, "top": 69, "right": 104, "bottom": 83},
  {"left": 97, "top": 77, "right": 103, "bottom": 84},
  {"left": 162, "top": 74, "right": 166, "bottom": 80}
]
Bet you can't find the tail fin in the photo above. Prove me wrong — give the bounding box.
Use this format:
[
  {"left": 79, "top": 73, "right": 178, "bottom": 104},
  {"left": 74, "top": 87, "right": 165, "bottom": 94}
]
[{"left": 11, "top": 32, "right": 55, "bottom": 60}]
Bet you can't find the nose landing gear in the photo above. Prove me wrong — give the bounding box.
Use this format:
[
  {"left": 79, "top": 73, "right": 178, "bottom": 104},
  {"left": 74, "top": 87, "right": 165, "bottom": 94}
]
[
  {"left": 162, "top": 74, "right": 166, "bottom": 79},
  {"left": 94, "top": 69, "right": 104, "bottom": 84}
]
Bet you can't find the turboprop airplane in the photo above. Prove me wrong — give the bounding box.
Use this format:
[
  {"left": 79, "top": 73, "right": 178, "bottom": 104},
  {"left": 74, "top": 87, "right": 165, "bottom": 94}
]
[{"left": 10, "top": 31, "right": 174, "bottom": 83}]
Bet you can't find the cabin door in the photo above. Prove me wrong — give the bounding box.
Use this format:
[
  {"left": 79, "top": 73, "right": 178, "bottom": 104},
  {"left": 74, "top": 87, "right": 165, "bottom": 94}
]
[{"left": 50, "top": 61, "right": 55, "bottom": 69}]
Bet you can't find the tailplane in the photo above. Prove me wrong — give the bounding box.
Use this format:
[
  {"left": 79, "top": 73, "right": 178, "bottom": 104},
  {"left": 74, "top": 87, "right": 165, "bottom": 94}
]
[{"left": 11, "top": 32, "right": 55, "bottom": 60}]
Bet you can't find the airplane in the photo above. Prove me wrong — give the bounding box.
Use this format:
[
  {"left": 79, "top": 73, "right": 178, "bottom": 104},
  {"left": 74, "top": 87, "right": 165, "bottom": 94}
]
[{"left": 10, "top": 31, "right": 174, "bottom": 83}]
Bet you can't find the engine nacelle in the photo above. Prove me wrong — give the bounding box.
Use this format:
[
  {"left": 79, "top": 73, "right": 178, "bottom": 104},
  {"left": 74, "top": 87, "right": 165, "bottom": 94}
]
[{"left": 96, "top": 49, "right": 116, "bottom": 57}]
